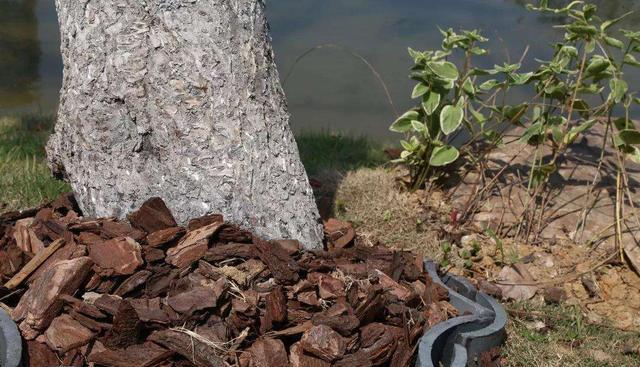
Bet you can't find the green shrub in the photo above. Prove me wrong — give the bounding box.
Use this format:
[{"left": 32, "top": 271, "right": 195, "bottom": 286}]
[{"left": 391, "top": 0, "right": 640, "bottom": 191}]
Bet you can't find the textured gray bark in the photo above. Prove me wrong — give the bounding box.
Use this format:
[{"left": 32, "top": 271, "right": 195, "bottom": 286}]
[{"left": 47, "top": 0, "right": 323, "bottom": 249}]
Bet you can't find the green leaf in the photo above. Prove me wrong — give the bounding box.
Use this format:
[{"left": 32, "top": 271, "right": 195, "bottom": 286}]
[
  {"left": 408, "top": 47, "right": 424, "bottom": 63},
  {"left": 578, "top": 83, "right": 603, "bottom": 94},
  {"left": 624, "top": 54, "right": 640, "bottom": 67},
  {"left": 400, "top": 139, "right": 413, "bottom": 151},
  {"left": 469, "top": 105, "right": 486, "bottom": 123},
  {"left": 479, "top": 79, "right": 500, "bottom": 91},
  {"left": 609, "top": 78, "right": 628, "bottom": 103},
  {"left": 433, "top": 77, "right": 456, "bottom": 90},
  {"left": 585, "top": 56, "right": 610, "bottom": 75},
  {"left": 572, "top": 99, "right": 590, "bottom": 118},
  {"left": 601, "top": 11, "right": 634, "bottom": 32},
  {"left": 422, "top": 92, "right": 441, "bottom": 116},
  {"left": 551, "top": 125, "right": 564, "bottom": 145},
  {"left": 614, "top": 117, "right": 635, "bottom": 131},
  {"left": 427, "top": 61, "right": 459, "bottom": 80},
  {"left": 503, "top": 103, "right": 528, "bottom": 123},
  {"left": 566, "top": 119, "right": 596, "bottom": 144},
  {"left": 411, "top": 120, "right": 428, "bottom": 135},
  {"left": 462, "top": 78, "right": 476, "bottom": 96},
  {"left": 618, "top": 129, "right": 640, "bottom": 145},
  {"left": 566, "top": 23, "right": 598, "bottom": 37},
  {"left": 429, "top": 145, "right": 460, "bottom": 167},
  {"left": 604, "top": 36, "right": 624, "bottom": 49},
  {"left": 629, "top": 147, "right": 640, "bottom": 164},
  {"left": 412, "top": 83, "right": 429, "bottom": 99},
  {"left": 440, "top": 105, "right": 464, "bottom": 135},
  {"left": 510, "top": 72, "right": 534, "bottom": 85},
  {"left": 469, "top": 47, "right": 487, "bottom": 55},
  {"left": 519, "top": 121, "right": 544, "bottom": 145},
  {"left": 390, "top": 110, "right": 419, "bottom": 132}
]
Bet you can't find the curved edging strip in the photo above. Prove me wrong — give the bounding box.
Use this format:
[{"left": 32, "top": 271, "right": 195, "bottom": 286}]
[
  {"left": 0, "top": 307, "right": 22, "bottom": 367},
  {"left": 416, "top": 261, "right": 508, "bottom": 367}
]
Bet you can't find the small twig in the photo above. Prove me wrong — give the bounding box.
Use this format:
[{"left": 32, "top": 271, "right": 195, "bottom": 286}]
[{"left": 4, "top": 238, "right": 65, "bottom": 290}]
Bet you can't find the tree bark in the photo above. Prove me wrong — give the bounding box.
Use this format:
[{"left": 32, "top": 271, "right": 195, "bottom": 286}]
[{"left": 47, "top": 0, "right": 323, "bottom": 249}]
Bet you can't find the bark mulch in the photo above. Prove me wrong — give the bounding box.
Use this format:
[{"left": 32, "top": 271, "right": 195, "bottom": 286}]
[{"left": 0, "top": 194, "right": 456, "bottom": 367}]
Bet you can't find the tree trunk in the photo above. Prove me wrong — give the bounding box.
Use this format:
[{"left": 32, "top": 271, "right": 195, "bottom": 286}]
[{"left": 47, "top": 0, "right": 323, "bottom": 249}]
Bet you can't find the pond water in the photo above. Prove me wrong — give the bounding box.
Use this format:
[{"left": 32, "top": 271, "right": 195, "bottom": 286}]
[{"left": 1, "top": 0, "right": 639, "bottom": 140}]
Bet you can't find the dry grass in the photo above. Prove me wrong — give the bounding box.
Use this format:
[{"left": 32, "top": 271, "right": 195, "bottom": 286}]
[{"left": 334, "top": 167, "right": 449, "bottom": 257}]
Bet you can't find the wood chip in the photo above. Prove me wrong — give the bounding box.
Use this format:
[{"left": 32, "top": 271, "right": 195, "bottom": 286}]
[
  {"left": 254, "top": 238, "right": 300, "bottom": 284},
  {"left": 149, "top": 329, "right": 227, "bottom": 367},
  {"left": 127, "top": 197, "right": 178, "bottom": 233},
  {"left": 300, "top": 325, "right": 347, "bottom": 362},
  {"left": 13, "top": 256, "right": 94, "bottom": 339},
  {"left": 88, "top": 237, "right": 144, "bottom": 275},
  {"left": 146, "top": 226, "right": 185, "bottom": 248},
  {"left": 103, "top": 300, "right": 141, "bottom": 349},
  {"left": 88, "top": 341, "right": 174, "bottom": 367},
  {"left": 44, "top": 314, "right": 95, "bottom": 353},
  {"left": 166, "top": 221, "right": 223, "bottom": 267}
]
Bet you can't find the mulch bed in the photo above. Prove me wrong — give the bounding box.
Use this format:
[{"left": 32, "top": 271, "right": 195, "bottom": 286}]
[{"left": 0, "top": 194, "right": 456, "bottom": 367}]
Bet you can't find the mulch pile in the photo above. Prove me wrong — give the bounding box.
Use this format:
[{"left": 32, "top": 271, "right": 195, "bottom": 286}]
[{"left": 0, "top": 194, "right": 456, "bottom": 367}]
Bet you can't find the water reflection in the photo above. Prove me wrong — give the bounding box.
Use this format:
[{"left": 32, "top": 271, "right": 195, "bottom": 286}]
[
  {"left": 0, "top": 0, "right": 638, "bottom": 139},
  {"left": 268, "top": 0, "right": 640, "bottom": 139},
  {"left": 0, "top": 0, "right": 40, "bottom": 108}
]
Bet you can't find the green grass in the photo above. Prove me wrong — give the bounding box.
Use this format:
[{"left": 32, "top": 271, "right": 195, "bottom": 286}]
[
  {"left": 295, "top": 131, "right": 387, "bottom": 176},
  {"left": 0, "top": 117, "right": 388, "bottom": 212},
  {"left": 0, "top": 114, "right": 70, "bottom": 212},
  {"left": 504, "top": 302, "right": 640, "bottom": 367}
]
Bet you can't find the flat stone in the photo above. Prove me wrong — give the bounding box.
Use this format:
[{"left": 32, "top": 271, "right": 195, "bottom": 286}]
[
  {"left": 495, "top": 264, "right": 538, "bottom": 301},
  {"left": 88, "top": 237, "right": 143, "bottom": 275},
  {"left": 544, "top": 287, "right": 567, "bottom": 304}
]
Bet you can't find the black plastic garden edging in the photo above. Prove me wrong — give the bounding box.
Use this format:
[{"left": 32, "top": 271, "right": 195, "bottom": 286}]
[
  {"left": 415, "top": 261, "right": 508, "bottom": 367},
  {"left": 0, "top": 307, "right": 22, "bottom": 367}
]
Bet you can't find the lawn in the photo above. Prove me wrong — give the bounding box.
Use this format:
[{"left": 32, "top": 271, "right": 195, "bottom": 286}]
[
  {"left": 1, "top": 113, "right": 638, "bottom": 366},
  {"left": 0, "top": 114, "right": 69, "bottom": 213}
]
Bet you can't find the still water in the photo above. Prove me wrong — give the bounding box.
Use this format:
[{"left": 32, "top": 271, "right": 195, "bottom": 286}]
[{"left": 1, "top": 0, "right": 639, "bottom": 139}]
